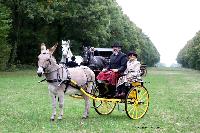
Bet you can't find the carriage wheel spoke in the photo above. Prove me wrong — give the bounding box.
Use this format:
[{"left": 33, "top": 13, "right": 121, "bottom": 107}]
[
  {"left": 138, "top": 92, "right": 147, "bottom": 101},
  {"left": 135, "top": 104, "right": 139, "bottom": 118},
  {"left": 130, "top": 105, "right": 136, "bottom": 118}
]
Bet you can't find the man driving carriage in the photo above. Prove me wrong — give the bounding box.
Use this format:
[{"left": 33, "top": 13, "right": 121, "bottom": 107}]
[{"left": 96, "top": 42, "right": 128, "bottom": 97}]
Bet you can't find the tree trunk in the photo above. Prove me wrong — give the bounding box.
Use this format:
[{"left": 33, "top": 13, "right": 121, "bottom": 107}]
[{"left": 9, "top": 2, "right": 21, "bottom": 65}]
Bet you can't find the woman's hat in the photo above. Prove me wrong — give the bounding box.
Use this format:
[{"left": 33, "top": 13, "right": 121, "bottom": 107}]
[
  {"left": 111, "top": 42, "right": 122, "bottom": 48},
  {"left": 127, "top": 51, "right": 138, "bottom": 57}
]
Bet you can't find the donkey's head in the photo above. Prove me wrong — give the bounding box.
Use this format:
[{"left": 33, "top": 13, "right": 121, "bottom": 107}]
[
  {"left": 37, "top": 43, "right": 58, "bottom": 77},
  {"left": 61, "top": 40, "right": 72, "bottom": 58}
]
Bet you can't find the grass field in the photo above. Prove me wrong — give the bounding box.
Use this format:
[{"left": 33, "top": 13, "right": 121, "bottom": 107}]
[{"left": 0, "top": 68, "right": 200, "bottom": 133}]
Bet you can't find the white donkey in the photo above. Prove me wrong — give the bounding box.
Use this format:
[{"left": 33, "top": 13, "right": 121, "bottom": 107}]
[
  {"left": 60, "top": 40, "right": 83, "bottom": 65},
  {"left": 37, "top": 43, "right": 95, "bottom": 120},
  {"left": 60, "top": 40, "right": 73, "bottom": 64}
]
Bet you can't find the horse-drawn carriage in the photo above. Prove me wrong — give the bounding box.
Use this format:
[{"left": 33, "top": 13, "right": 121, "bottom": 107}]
[
  {"left": 37, "top": 41, "right": 149, "bottom": 120},
  {"left": 63, "top": 42, "right": 149, "bottom": 119},
  {"left": 58, "top": 70, "right": 149, "bottom": 119}
]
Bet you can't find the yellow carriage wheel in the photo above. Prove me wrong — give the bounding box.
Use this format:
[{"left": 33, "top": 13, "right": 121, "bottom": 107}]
[
  {"left": 93, "top": 100, "right": 116, "bottom": 115},
  {"left": 125, "top": 85, "right": 149, "bottom": 119}
]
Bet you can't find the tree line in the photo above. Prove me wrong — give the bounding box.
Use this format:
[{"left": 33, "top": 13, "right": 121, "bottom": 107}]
[
  {"left": 177, "top": 31, "right": 200, "bottom": 70},
  {"left": 0, "top": 0, "right": 160, "bottom": 70}
]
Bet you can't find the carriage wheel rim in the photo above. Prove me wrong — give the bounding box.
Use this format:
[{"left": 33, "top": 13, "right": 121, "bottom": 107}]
[
  {"left": 93, "top": 100, "right": 116, "bottom": 115},
  {"left": 125, "top": 85, "right": 149, "bottom": 119}
]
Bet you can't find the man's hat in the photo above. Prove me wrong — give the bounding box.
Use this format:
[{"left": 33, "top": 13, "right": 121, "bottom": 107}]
[
  {"left": 127, "top": 51, "right": 138, "bottom": 58},
  {"left": 111, "top": 42, "right": 122, "bottom": 48}
]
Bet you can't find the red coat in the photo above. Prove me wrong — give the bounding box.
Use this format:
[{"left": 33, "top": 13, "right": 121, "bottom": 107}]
[{"left": 96, "top": 70, "right": 119, "bottom": 85}]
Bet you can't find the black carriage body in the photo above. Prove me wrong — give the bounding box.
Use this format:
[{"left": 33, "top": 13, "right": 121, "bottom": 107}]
[{"left": 93, "top": 48, "right": 113, "bottom": 62}]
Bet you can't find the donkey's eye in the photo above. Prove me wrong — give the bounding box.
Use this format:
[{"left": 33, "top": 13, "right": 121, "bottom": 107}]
[{"left": 43, "top": 53, "right": 46, "bottom": 54}]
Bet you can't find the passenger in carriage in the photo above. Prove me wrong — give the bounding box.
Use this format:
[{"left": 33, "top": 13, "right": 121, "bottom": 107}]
[
  {"left": 67, "top": 56, "right": 78, "bottom": 67},
  {"left": 114, "top": 51, "right": 141, "bottom": 98},
  {"left": 96, "top": 42, "right": 128, "bottom": 97}
]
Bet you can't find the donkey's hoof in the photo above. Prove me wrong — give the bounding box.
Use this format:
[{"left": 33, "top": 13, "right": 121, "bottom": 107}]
[
  {"left": 50, "top": 118, "right": 55, "bottom": 121},
  {"left": 58, "top": 115, "right": 63, "bottom": 120},
  {"left": 50, "top": 115, "right": 56, "bottom": 121},
  {"left": 82, "top": 116, "right": 88, "bottom": 119}
]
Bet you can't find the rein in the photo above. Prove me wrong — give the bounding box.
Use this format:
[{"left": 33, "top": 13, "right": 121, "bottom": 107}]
[{"left": 46, "top": 79, "right": 62, "bottom": 83}]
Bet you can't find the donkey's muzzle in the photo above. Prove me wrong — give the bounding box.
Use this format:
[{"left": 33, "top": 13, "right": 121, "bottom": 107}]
[
  {"left": 37, "top": 73, "right": 42, "bottom": 77},
  {"left": 37, "top": 66, "right": 44, "bottom": 77}
]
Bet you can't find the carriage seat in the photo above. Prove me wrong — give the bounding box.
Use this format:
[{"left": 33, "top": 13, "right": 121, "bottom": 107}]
[{"left": 117, "top": 72, "right": 143, "bottom": 87}]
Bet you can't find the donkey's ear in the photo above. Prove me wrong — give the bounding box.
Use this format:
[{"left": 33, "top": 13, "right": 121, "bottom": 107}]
[
  {"left": 41, "top": 43, "right": 46, "bottom": 51},
  {"left": 67, "top": 40, "right": 70, "bottom": 45},
  {"left": 49, "top": 43, "right": 58, "bottom": 54}
]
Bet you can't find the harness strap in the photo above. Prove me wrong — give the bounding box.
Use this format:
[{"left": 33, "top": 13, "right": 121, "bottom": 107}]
[
  {"left": 38, "top": 78, "right": 46, "bottom": 83},
  {"left": 57, "top": 69, "right": 61, "bottom": 80},
  {"left": 45, "top": 67, "right": 62, "bottom": 83},
  {"left": 65, "top": 67, "right": 71, "bottom": 79},
  {"left": 46, "top": 79, "right": 62, "bottom": 83},
  {"left": 62, "top": 67, "right": 63, "bottom": 78},
  {"left": 81, "top": 67, "right": 93, "bottom": 82},
  {"left": 80, "top": 67, "right": 90, "bottom": 89}
]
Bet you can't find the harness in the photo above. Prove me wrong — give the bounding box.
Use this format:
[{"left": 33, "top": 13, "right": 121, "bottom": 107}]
[
  {"left": 39, "top": 66, "right": 94, "bottom": 93},
  {"left": 80, "top": 67, "right": 94, "bottom": 90}
]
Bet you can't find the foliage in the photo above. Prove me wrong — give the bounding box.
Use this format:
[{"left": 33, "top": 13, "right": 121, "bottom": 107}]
[
  {"left": 177, "top": 31, "right": 200, "bottom": 70},
  {"left": 0, "top": 3, "right": 12, "bottom": 70},
  {"left": 0, "top": 0, "right": 160, "bottom": 68}
]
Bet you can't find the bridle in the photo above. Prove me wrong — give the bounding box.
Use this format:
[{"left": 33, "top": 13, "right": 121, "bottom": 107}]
[{"left": 38, "top": 53, "right": 58, "bottom": 74}]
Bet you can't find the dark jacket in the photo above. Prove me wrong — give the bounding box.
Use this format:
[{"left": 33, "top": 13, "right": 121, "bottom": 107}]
[
  {"left": 67, "top": 61, "right": 78, "bottom": 67},
  {"left": 107, "top": 52, "right": 127, "bottom": 73}
]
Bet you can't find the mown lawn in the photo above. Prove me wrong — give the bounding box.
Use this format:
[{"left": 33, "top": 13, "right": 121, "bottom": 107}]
[{"left": 0, "top": 68, "right": 200, "bottom": 133}]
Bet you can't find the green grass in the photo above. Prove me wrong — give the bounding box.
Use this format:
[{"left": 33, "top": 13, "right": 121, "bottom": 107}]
[{"left": 0, "top": 68, "right": 200, "bottom": 132}]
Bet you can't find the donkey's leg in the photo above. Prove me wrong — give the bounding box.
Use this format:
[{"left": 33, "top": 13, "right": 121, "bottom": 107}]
[
  {"left": 82, "top": 83, "right": 92, "bottom": 119},
  {"left": 50, "top": 95, "right": 57, "bottom": 121},
  {"left": 82, "top": 94, "right": 90, "bottom": 119},
  {"left": 58, "top": 91, "right": 64, "bottom": 120}
]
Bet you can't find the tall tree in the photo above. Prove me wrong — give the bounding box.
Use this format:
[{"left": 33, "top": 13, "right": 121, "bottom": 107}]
[
  {"left": 1, "top": 0, "right": 160, "bottom": 67},
  {"left": 177, "top": 31, "right": 200, "bottom": 70},
  {"left": 0, "top": 3, "right": 12, "bottom": 70}
]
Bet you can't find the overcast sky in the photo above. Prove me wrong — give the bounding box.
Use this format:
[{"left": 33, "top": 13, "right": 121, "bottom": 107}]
[{"left": 117, "top": 0, "right": 200, "bottom": 66}]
